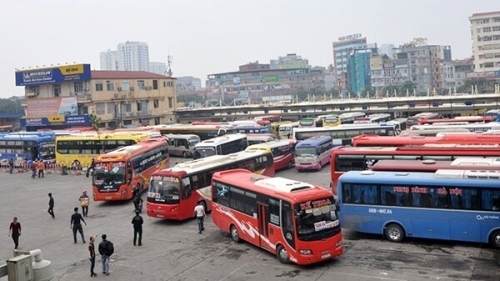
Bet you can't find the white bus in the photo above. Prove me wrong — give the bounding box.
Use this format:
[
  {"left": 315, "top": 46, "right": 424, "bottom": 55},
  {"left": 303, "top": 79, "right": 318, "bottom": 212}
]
[
  {"left": 409, "top": 122, "right": 500, "bottom": 132},
  {"left": 339, "top": 112, "right": 366, "bottom": 124},
  {"left": 246, "top": 133, "right": 277, "bottom": 145},
  {"left": 192, "top": 134, "right": 248, "bottom": 159},
  {"left": 278, "top": 121, "right": 299, "bottom": 139},
  {"left": 292, "top": 123, "right": 398, "bottom": 146},
  {"left": 354, "top": 113, "right": 392, "bottom": 124},
  {"left": 165, "top": 134, "right": 200, "bottom": 158},
  {"left": 387, "top": 118, "right": 408, "bottom": 132}
]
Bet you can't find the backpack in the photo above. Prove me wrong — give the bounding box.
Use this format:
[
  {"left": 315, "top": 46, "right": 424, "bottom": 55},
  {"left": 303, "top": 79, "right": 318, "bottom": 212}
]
[{"left": 104, "top": 240, "right": 114, "bottom": 256}]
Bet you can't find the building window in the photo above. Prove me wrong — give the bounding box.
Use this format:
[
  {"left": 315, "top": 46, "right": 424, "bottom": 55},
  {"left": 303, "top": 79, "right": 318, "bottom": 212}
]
[
  {"left": 95, "top": 81, "right": 103, "bottom": 92},
  {"left": 106, "top": 81, "right": 114, "bottom": 91},
  {"left": 53, "top": 84, "right": 61, "bottom": 97},
  {"left": 121, "top": 81, "right": 130, "bottom": 91},
  {"left": 137, "top": 102, "right": 142, "bottom": 112},
  {"left": 168, "top": 97, "right": 173, "bottom": 108},
  {"left": 74, "top": 82, "right": 83, "bottom": 94},
  {"left": 153, "top": 80, "right": 158, "bottom": 90},
  {"left": 154, "top": 117, "right": 160, "bottom": 125},
  {"left": 137, "top": 80, "right": 145, "bottom": 90},
  {"left": 124, "top": 103, "right": 132, "bottom": 112},
  {"left": 153, "top": 99, "right": 159, "bottom": 108},
  {"left": 95, "top": 103, "right": 105, "bottom": 115},
  {"left": 484, "top": 27, "right": 492, "bottom": 32},
  {"left": 107, "top": 102, "right": 115, "bottom": 115},
  {"left": 123, "top": 119, "right": 132, "bottom": 126}
]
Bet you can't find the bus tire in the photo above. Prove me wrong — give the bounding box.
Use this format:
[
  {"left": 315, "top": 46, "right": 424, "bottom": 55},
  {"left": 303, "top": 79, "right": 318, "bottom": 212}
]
[
  {"left": 384, "top": 223, "right": 405, "bottom": 242},
  {"left": 182, "top": 151, "right": 189, "bottom": 158},
  {"left": 230, "top": 225, "right": 240, "bottom": 243},
  {"left": 489, "top": 230, "right": 500, "bottom": 249},
  {"left": 276, "top": 245, "right": 289, "bottom": 264},
  {"left": 288, "top": 161, "right": 293, "bottom": 169}
]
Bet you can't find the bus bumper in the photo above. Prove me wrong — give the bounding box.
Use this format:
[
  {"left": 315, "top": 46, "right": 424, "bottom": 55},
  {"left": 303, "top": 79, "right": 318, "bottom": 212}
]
[
  {"left": 295, "top": 163, "right": 321, "bottom": 171},
  {"left": 147, "top": 204, "right": 182, "bottom": 220}
]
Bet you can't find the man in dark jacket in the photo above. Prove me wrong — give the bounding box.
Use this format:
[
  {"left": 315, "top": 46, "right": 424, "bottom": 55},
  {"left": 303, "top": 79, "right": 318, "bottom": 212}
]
[
  {"left": 132, "top": 184, "right": 141, "bottom": 212},
  {"left": 98, "top": 234, "right": 111, "bottom": 276},
  {"left": 48, "top": 193, "right": 55, "bottom": 218},
  {"left": 70, "top": 207, "right": 87, "bottom": 243},
  {"left": 131, "top": 210, "right": 144, "bottom": 246}
]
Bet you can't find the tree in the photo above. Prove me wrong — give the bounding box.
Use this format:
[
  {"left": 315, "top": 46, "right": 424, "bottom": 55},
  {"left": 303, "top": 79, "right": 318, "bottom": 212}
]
[
  {"left": 457, "top": 78, "right": 494, "bottom": 94},
  {"left": 399, "top": 81, "right": 416, "bottom": 96},
  {"left": 360, "top": 86, "right": 376, "bottom": 99},
  {"left": 382, "top": 85, "right": 399, "bottom": 97},
  {"left": 326, "top": 88, "right": 340, "bottom": 99}
]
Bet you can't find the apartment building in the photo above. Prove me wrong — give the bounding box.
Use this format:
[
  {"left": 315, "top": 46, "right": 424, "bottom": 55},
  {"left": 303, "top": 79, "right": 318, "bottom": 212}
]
[
  {"left": 16, "top": 64, "right": 176, "bottom": 130},
  {"left": 470, "top": 11, "right": 500, "bottom": 72}
]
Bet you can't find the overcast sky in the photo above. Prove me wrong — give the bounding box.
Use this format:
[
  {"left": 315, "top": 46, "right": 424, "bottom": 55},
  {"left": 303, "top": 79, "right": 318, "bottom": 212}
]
[{"left": 1, "top": 0, "right": 499, "bottom": 98}]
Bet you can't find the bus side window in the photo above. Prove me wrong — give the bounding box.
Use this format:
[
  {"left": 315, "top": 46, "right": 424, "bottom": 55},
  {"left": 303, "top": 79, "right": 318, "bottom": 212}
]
[
  {"left": 182, "top": 177, "right": 192, "bottom": 198},
  {"left": 174, "top": 139, "right": 179, "bottom": 147}
]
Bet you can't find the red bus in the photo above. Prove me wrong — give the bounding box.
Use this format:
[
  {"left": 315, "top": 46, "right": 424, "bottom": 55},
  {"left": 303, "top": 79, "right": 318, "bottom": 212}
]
[
  {"left": 407, "top": 112, "right": 441, "bottom": 127},
  {"left": 352, "top": 134, "right": 500, "bottom": 147},
  {"left": 418, "top": 116, "right": 494, "bottom": 125},
  {"left": 211, "top": 169, "right": 343, "bottom": 265},
  {"left": 92, "top": 138, "right": 170, "bottom": 201},
  {"left": 329, "top": 144, "right": 500, "bottom": 194},
  {"left": 245, "top": 140, "right": 296, "bottom": 170},
  {"left": 254, "top": 114, "right": 281, "bottom": 123},
  {"left": 147, "top": 150, "right": 275, "bottom": 220},
  {"left": 371, "top": 158, "right": 500, "bottom": 173}
]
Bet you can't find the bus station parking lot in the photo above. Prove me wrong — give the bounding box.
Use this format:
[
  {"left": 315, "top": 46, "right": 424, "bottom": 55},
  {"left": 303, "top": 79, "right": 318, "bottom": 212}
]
[{"left": 0, "top": 157, "right": 498, "bottom": 281}]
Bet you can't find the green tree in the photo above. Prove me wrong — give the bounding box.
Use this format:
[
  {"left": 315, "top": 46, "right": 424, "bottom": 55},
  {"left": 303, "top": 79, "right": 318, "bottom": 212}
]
[
  {"left": 326, "top": 88, "right": 340, "bottom": 99},
  {"left": 382, "top": 85, "right": 399, "bottom": 97},
  {"left": 457, "top": 78, "right": 494, "bottom": 94},
  {"left": 0, "top": 98, "right": 22, "bottom": 113},
  {"left": 360, "top": 86, "right": 376, "bottom": 99},
  {"left": 400, "top": 81, "right": 416, "bottom": 96}
]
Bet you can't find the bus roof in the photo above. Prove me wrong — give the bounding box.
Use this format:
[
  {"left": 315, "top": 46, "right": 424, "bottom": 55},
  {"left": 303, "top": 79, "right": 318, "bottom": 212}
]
[
  {"left": 353, "top": 134, "right": 500, "bottom": 146},
  {"left": 213, "top": 169, "right": 331, "bottom": 198},
  {"left": 95, "top": 138, "right": 165, "bottom": 162},
  {"left": 410, "top": 122, "right": 500, "bottom": 131},
  {"left": 332, "top": 145, "right": 500, "bottom": 155},
  {"left": 152, "top": 124, "right": 235, "bottom": 131},
  {"left": 0, "top": 134, "right": 54, "bottom": 141},
  {"left": 194, "top": 134, "right": 246, "bottom": 147},
  {"left": 155, "top": 150, "right": 271, "bottom": 176},
  {"left": 246, "top": 140, "right": 295, "bottom": 150},
  {"left": 371, "top": 158, "right": 500, "bottom": 172},
  {"left": 56, "top": 132, "right": 150, "bottom": 141},
  {"left": 296, "top": 135, "right": 331, "bottom": 147},
  {"left": 165, "top": 134, "right": 200, "bottom": 139},
  {"left": 339, "top": 169, "right": 500, "bottom": 186}
]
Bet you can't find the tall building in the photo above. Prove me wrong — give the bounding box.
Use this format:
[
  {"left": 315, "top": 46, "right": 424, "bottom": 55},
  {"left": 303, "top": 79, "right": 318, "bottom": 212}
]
[
  {"left": 116, "top": 41, "right": 150, "bottom": 72},
  {"left": 177, "top": 76, "right": 202, "bottom": 92},
  {"left": 441, "top": 58, "right": 474, "bottom": 89},
  {"left": 149, "top": 62, "right": 167, "bottom": 76},
  {"left": 348, "top": 49, "right": 372, "bottom": 94},
  {"left": 100, "top": 50, "right": 119, "bottom": 70},
  {"left": 379, "top": 44, "right": 395, "bottom": 59},
  {"left": 332, "top": 34, "right": 367, "bottom": 92},
  {"left": 470, "top": 11, "right": 500, "bottom": 72}
]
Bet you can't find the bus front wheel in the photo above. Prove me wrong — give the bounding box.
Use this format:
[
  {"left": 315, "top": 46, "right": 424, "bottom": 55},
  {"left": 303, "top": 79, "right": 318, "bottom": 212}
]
[
  {"left": 489, "top": 230, "right": 500, "bottom": 249},
  {"left": 384, "top": 223, "right": 405, "bottom": 242},
  {"left": 230, "top": 225, "right": 240, "bottom": 243},
  {"left": 276, "top": 245, "right": 289, "bottom": 264},
  {"left": 182, "top": 151, "right": 189, "bottom": 158}
]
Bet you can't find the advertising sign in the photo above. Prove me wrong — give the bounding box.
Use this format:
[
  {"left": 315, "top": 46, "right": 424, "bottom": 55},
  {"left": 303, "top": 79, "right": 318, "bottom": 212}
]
[
  {"left": 20, "top": 115, "right": 90, "bottom": 127},
  {"left": 338, "top": 33, "right": 362, "bottom": 41},
  {"left": 233, "top": 77, "right": 241, "bottom": 86},
  {"left": 26, "top": 97, "right": 78, "bottom": 118},
  {"left": 15, "top": 64, "right": 91, "bottom": 86},
  {"left": 264, "top": 75, "right": 279, "bottom": 82}
]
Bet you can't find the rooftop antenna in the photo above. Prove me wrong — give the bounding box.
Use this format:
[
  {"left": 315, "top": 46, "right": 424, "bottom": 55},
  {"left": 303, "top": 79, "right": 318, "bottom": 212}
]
[{"left": 166, "top": 48, "right": 173, "bottom": 77}]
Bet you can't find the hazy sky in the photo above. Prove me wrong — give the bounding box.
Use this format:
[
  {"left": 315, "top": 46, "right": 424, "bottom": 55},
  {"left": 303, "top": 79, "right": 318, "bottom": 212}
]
[{"left": 1, "top": 0, "right": 499, "bottom": 98}]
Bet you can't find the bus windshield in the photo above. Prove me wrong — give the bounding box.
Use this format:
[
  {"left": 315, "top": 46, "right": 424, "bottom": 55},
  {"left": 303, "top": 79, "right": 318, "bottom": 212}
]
[
  {"left": 93, "top": 166, "right": 126, "bottom": 186},
  {"left": 295, "top": 147, "right": 317, "bottom": 157},
  {"left": 295, "top": 197, "right": 340, "bottom": 241},
  {"left": 188, "top": 138, "right": 200, "bottom": 147},
  {"left": 193, "top": 147, "right": 216, "bottom": 158},
  {"left": 148, "top": 176, "right": 181, "bottom": 204}
]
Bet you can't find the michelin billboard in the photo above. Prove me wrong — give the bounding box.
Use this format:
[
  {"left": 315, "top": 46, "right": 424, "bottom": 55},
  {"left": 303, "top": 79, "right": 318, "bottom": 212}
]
[{"left": 15, "top": 64, "right": 91, "bottom": 86}]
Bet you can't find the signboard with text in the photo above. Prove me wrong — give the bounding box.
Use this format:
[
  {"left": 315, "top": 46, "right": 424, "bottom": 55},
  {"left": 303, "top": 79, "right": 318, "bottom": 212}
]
[
  {"left": 338, "top": 33, "right": 362, "bottom": 41},
  {"left": 26, "top": 97, "right": 77, "bottom": 118},
  {"left": 15, "top": 64, "right": 91, "bottom": 86},
  {"left": 20, "top": 115, "right": 90, "bottom": 127}
]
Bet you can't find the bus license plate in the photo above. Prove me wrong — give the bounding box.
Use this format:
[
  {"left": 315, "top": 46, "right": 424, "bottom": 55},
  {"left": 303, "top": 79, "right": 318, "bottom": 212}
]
[
  {"left": 321, "top": 252, "right": 331, "bottom": 259},
  {"left": 105, "top": 196, "right": 112, "bottom": 200}
]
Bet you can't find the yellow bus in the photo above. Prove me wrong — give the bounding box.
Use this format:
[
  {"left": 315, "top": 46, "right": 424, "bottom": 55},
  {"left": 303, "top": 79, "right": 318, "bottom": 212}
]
[
  {"left": 270, "top": 121, "right": 291, "bottom": 138},
  {"left": 55, "top": 132, "right": 153, "bottom": 168},
  {"left": 322, "top": 114, "right": 341, "bottom": 127}
]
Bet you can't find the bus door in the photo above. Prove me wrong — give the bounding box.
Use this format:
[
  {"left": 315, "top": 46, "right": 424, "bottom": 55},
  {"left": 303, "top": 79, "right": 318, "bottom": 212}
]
[{"left": 257, "top": 203, "right": 270, "bottom": 250}]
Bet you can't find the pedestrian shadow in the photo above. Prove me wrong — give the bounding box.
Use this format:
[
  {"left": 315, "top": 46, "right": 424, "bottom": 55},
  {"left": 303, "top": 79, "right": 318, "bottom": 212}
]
[{"left": 150, "top": 218, "right": 193, "bottom": 227}]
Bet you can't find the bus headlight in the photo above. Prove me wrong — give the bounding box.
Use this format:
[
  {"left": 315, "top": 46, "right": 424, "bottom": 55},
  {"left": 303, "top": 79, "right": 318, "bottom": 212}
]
[
  {"left": 299, "top": 249, "right": 312, "bottom": 255},
  {"left": 336, "top": 241, "right": 343, "bottom": 247}
]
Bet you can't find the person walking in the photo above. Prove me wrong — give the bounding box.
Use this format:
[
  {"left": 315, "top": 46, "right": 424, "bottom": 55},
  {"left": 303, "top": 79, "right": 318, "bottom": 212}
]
[
  {"left": 8, "top": 217, "right": 21, "bottom": 249},
  {"left": 132, "top": 184, "right": 141, "bottom": 212},
  {"left": 8, "top": 158, "right": 14, "bottom": 174},
  {"left": 37, "top": 160, "right": 45, "bottom": 178},
  {"left": 70, "top": 207, "right": 87, "bottom": 244},
  {"left": 31, "top": 160, "right": 37, "bottom": 179},
  {"left": 79, "top": 191, "right": 90, "bottom": 217},
  {"left": 47, "top": 193, "right": 55, "bottom": 219},
  {"left": 88, "top": 234, "right": 98, "bottom": 277},
  {"left": 98, "top": 234, "right": 113, "bottom": 276},
  {"left": 86, "top": 159, "right": 95, "bottom": 178},
  {"left": 193, "top": 201, "right": 206, "bottom": 234},
  {"left": 131, "top": 210, "right": 143, "bottom": 246}
]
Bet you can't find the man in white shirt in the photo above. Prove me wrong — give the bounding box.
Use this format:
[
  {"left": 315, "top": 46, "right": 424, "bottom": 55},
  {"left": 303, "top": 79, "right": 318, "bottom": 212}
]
[{"left": 193, "top": 201, "right": 206, "bottom": 234}]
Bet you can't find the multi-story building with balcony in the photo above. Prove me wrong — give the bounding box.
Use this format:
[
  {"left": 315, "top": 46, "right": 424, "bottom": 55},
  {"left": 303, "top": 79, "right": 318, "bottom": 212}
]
[
  {"left": 16, "top": 64, "right": 176, "bottom": 130},
  {"left": 332, "top": 34, "right": 367, "bottom": 92},
  {"left": 370, "top": 55, "right": 410, "bottom": 93},
  {"left": 441, "top": 58, "right": 474, "bottom": 90},
  {"left": 470, "top": 11, "right": 500, "bottom": 72}
]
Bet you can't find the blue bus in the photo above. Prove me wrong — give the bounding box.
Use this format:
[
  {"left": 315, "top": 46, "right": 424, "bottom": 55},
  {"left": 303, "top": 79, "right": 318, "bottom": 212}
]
[
  {"left": 0, "top": 133, "right": 56, "bottom": 163},
  {"left": 337, "top": 169, "right": 500, "bottom": 248},
  {"left": 294, "top": 135, "right": 333, "bottom": 171},
  {"left": 235, "top": 125, "right": 271, "bottom": 134}
]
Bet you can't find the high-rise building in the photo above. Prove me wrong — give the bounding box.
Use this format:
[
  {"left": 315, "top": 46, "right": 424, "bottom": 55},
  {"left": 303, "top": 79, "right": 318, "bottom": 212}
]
[
  {"left": 332, "top": 34, "right": 367, "bottom": 92},
  {"left": 116, "top": 41, "right": 150, "bottom": 72},
  {"left": 148, "top": 62, "right": 167, "bottom": 76},
  {"left": 347, "top": 49, "right": 372, "bottom": 94},
  {"left": 100, "top": 50, "right": 119, "bottom": 70},
  {"left": 470, "top": 11, "right": 500, "bottom": 72}
]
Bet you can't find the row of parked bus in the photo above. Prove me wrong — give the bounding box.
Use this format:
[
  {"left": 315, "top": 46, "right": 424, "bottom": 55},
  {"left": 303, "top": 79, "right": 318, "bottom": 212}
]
[{"left": 327, "top": 125, "right": 500, "bottom": 250}]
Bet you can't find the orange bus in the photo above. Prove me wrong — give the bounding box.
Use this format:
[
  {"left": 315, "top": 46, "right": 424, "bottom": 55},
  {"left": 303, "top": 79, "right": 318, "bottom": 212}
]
[
  {"left": 245, "top": 140, "right": 296, "bottom": 170},
  {"left": 329, "top": 144, "right": 500, "bottom": 195},
  {"left": 92, "top": 138, "right": 170, "bottom": 201},
  {"left": 211, "top": 169, "right": 343, "bottom": 265},
  {"left": 418, "top": 116, "right": 494, "bottom": 125},
  {"left": 147, "top": 150, "right": 275, "bottom": 220},
  {"left": 370, "top": 158, "right": 500, "bottom": 173},
  {"left": 352, "top": 134, "right": 500, "bottom": 147}
]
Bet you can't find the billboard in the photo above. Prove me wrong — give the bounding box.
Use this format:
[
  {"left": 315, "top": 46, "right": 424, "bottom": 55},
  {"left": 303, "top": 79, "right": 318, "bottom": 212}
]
[
  {"left": 26, "top": 97, "right": 78, "bottom": 118},
  {"left": 20, "top": 115, "right": 90, "bottom": 127},
  {"left": 15, "top": 64, "right": 91, "bottom": 86},
  {"left": 264, "top": 75, "right": 279, "bottom": 82}
]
